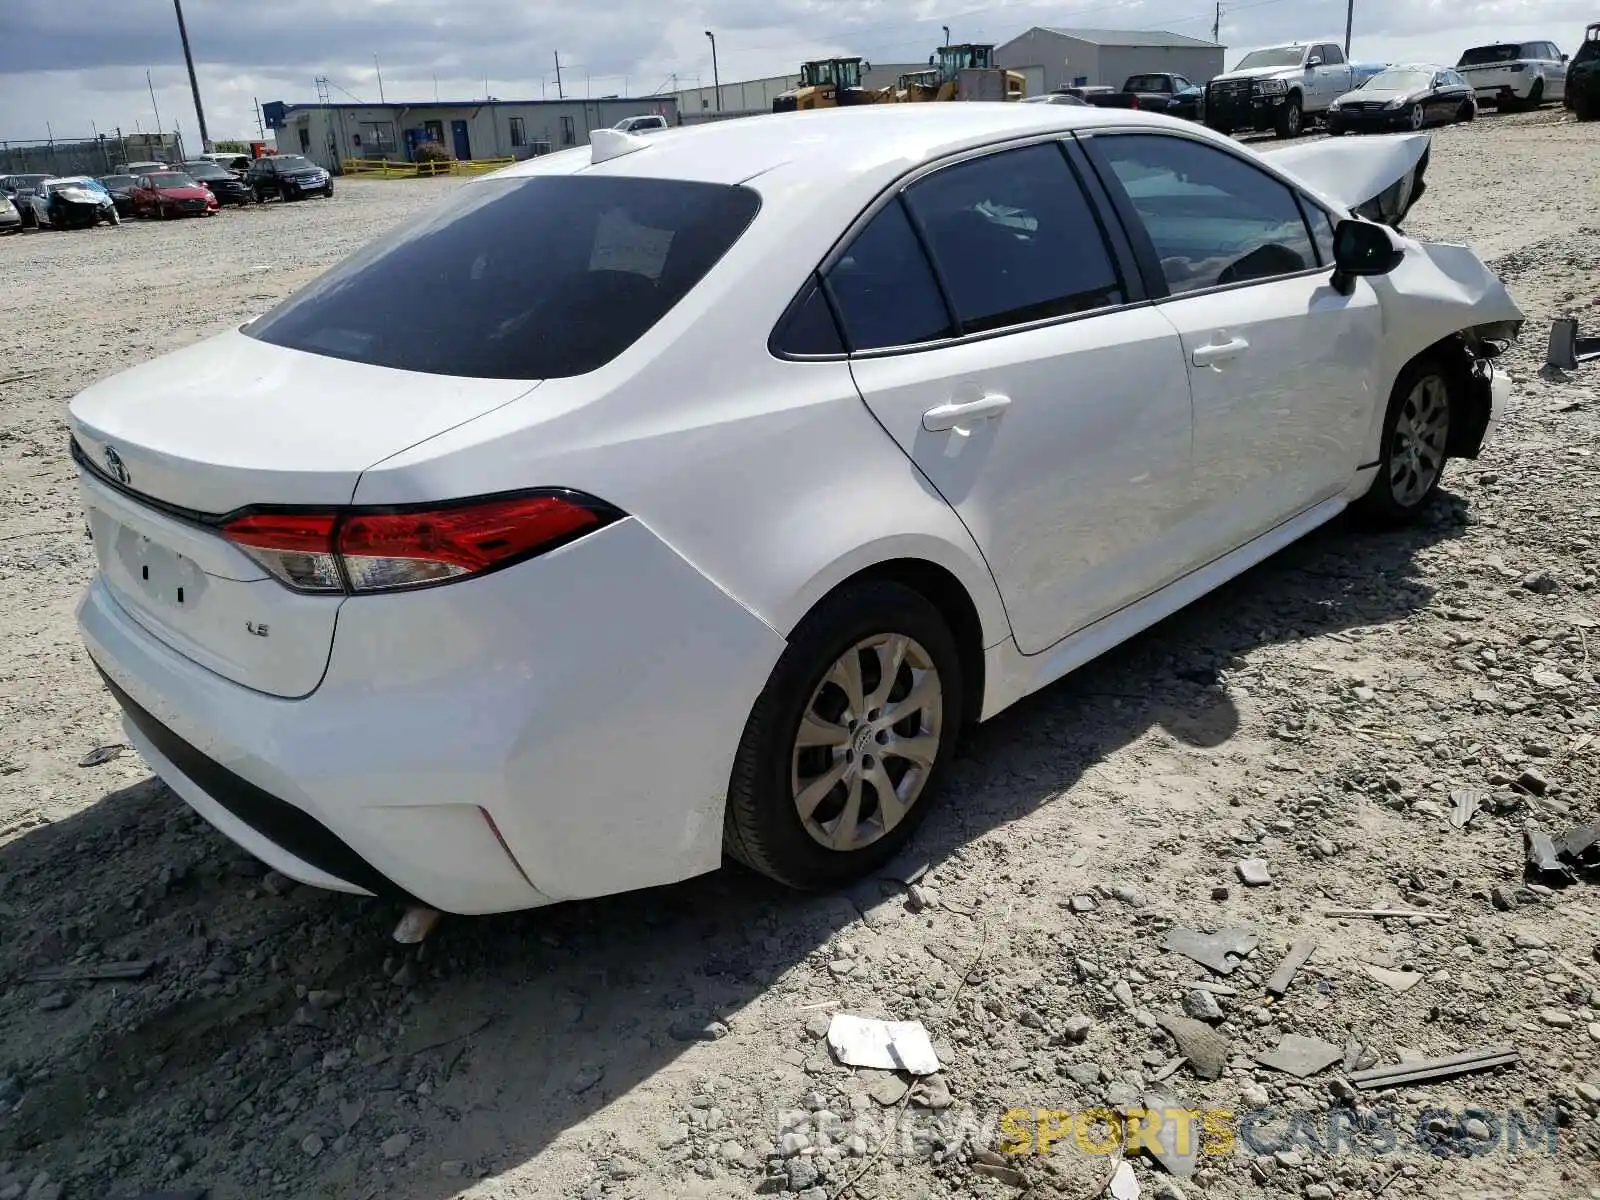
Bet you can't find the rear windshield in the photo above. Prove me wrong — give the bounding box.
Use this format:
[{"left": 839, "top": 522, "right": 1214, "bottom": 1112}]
[
  {"left": 184, "top": 163, "right": 231, "bottom": 179},
  {"left": 245, "top": 175, "right": 762, "bottom": 380},
  {"left": 1124, "top": 75, "right": 1173, "bottom": 92},
  {"left": 147, "top": 173, "right": 196, "bottom": 187},
  {"left": 1458, "top": 44, "right": 1521, "bottom": 64}
]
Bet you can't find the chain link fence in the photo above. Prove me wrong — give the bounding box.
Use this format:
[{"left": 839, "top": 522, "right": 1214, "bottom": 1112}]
[{"left": 0, "top": 133, "right": 189, "bottom": 178}]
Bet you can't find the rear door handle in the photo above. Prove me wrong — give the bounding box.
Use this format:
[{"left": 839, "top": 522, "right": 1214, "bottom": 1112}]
[
  {"left": 1192, "top": 336, "right": 1249, "bottom": 367},
  {"left": 922, "top": 393, "right": 1012, "bottom": 434}
]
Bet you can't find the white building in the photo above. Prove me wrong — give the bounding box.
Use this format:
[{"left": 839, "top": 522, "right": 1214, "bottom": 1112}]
[
  {"left": 995, "top": 27, "right": 1226, "bottom": 94},
  {"left": 264, "top": 97, "right": 681, "bottom": 170}
]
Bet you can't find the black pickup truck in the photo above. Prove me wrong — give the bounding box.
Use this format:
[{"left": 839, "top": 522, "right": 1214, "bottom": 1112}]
[{"left": 1060, "top": 72, "right": 1205, "bottom": 119}]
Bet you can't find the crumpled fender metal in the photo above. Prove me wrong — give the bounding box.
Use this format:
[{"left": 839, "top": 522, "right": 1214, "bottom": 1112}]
[{"left": 1360, "top": 236, "right": 1525, "bottom": 464}]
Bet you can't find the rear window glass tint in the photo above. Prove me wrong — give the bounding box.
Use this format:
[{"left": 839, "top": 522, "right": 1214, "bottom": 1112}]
[
  {"left": 825, "top": 200, "right": 953, "bottom": 351},
  {"left": 246, "top": 176, "right": 761, "bottom": 379},
  {"left": 772, "top": 278, "right": 845, "bottom": 356},
  {"left": 1459, "top": 45, "right": 1521, "bottom": 64}
]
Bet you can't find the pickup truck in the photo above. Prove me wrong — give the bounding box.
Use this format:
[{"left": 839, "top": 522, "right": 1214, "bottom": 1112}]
[
  {"left": 1203, "top": 39, "right": 1355, "bottom": 137},
  {"left": 1053, "top": 73, "right": 1204, "bottom": 119}
]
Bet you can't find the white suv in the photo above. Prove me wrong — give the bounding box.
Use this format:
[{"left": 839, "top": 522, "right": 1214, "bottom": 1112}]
[{"left": 1456, "top": 40, "right": 1567, "bottom": 111}]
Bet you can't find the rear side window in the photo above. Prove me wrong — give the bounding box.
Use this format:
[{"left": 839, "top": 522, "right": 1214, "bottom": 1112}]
[
  {"left": 247, "top": 176, "right": 761, "bottom": 379},
  {"left": 904, "top": 143, "right": 1123, "bottom": 334},
  {"left": 824, "top": 200, "right": 953, "bottom": 351},
  {"left": 772, "top": 277, "right": 845, "bottom": 356}
]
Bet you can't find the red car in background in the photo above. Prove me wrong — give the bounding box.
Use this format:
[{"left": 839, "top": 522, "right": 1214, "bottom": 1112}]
[{"left": 130, "top": 171, "right": 219, "bottom": 219}]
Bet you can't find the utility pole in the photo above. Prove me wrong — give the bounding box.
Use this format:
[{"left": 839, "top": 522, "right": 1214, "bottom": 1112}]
[
  {"left": 1344, "top": 0, "right": 1354, "bottom": 56},
  {"left": 554, "top": 51, "right": 565, "bottom": 99},
  {"left": 705, "top": 30, "right": 721, "bottom": 111},
  {"left": 254, "top": 96, "right": 265, "bottom": 139},
  {"left": 374, "top": 54, "right": 386, "bottom": 103},
  {"left": 172, "top": 0, "right": 211, "bottom": 150},
  {"left": 1212, "top": 2, "right": 1222, "bottom": 44},
  {"left": 942, "top": 25, "right": 950, "bottom": 46},
  {"left": 147, "top": 70, "right": 163, "bottom": 141}
]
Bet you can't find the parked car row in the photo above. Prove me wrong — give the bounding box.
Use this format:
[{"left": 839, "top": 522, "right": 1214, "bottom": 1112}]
[
  {"left": 1, "top": 153, "right": 335, "bottom": 235},
  {"left": 1203, "top": 33, "right": 1582, "bottom": 139}
]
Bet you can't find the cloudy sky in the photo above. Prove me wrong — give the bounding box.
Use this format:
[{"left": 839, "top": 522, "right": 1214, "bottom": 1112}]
[{"left": 1, "top": 0, "right": 1594, "bottom": 142}]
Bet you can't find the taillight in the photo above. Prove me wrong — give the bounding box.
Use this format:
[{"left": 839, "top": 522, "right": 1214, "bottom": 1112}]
[
  {"left": 220, "top": 491, "right": 621, "bottom": 594},
  {"left": 1130, "top": 96, "right": 1140, "bottom": 109}
]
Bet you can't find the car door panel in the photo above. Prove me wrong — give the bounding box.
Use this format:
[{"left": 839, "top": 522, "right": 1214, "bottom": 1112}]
[
  {"left": 834, "top": 142, "right": 1196, "bottom": 655},
  {"left": 851, "top": 312, "right": 1194, "bottom": 652},
  {"left": 1083, "top": 131, "right": 1383, "bottom": 565}
]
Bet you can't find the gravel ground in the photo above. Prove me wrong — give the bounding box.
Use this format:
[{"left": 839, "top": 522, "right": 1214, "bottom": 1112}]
[{"left": 1, "top": 112, "right": 1598, "bottom": 1200}]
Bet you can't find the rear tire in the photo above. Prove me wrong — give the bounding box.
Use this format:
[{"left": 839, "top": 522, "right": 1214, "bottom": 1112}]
[
  {"left": 1457, "top": 100, "right": 1475, "bottom": 123},
  {"left": 1353, "top": 357, "right": 1455, "bottom": 527},
  {"left": 723, "top": 580, "right": 963, "bottom": 890},
  {"left": 1526, "top": 78, "right": 1545, "bottom": 109}
]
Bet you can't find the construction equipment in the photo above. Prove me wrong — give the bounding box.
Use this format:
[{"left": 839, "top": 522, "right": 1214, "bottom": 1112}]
[
  {"left": 772, "top": 58, "right": 877, "bottom": 112},
  {"left": 880, "top": 44, "right": 1026, "bottom": 102}
]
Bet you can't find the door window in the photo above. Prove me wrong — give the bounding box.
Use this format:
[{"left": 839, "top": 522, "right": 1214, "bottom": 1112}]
[
  {"left": 1320, "top": 43, "right": 1346, "bottom": 65},
  {"left": 903, "top": 143, "right": 1123, "bottom": 334},
  {"left": 1298, "top": 199, "right": 1336, "bottom": 267},
  {"left": 824, "top": 200, "right": 953, "bottom": 351},
  {"left": 1092, "top": 134, "right": 1318, "bottom": 295}
]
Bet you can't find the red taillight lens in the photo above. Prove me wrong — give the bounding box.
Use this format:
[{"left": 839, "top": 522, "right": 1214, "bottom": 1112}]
[
  {"left": 220, "top": 492, "right": 618, "bottom": 595},
  {"left": 1130, "top": 96, "right": 1140, "bottom": 109}
]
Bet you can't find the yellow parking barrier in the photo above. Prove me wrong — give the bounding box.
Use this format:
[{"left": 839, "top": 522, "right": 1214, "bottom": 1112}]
[{"left": 339, "top": 157, "right": 517, "bottom": 179}]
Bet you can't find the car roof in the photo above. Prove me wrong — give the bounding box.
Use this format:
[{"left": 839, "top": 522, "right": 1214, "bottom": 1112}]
[{"left": 488, "top": 104, "right": 1196, "bottom": 189}]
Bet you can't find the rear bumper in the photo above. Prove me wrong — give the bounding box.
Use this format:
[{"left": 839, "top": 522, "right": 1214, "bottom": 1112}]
[
  {"left": 1471, "top": 80, "right": 1535, "bottom": 102},
  {"left": 77, "top": 517, "right": 785, "bottom": 914}
]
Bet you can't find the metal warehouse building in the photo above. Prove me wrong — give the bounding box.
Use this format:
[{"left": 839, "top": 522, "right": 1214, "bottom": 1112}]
[
  {"left": 995, "top": 26, "right": 1226, "bottom": 94},
  {"left": 264, "top": 97, "right": 681, "bottom": 170}
]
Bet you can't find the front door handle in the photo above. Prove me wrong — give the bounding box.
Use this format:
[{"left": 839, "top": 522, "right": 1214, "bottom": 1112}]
[
  {"left": 1192, "top": 336, "right": 1250, "bottom": 367},
  {"left": 922, "top": 393, "right": 1011, "bottom": 434}
]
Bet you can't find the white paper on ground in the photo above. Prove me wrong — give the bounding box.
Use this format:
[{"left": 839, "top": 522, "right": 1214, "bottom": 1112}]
[{"left": 826, "top": 1013, "right": 941, "bottom": 1076}]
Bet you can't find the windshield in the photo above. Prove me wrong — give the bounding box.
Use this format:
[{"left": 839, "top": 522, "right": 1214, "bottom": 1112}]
[
  {"left": 184, "top": 163, "right": 230, "bottom": 179},
  {"left": 1459, "top": 44, "right": 1521, "bottom": 65},
  {"left": 99, "top": 175, "right": 135, "bottom": 188},
  {"left": 47, "top": 179, "right": 98, "bottom": 192},
  {"left": 10, "top": 175, "right": 51, "bottom": 190},
  {"left": 272, "top": 156, "right": 315, "bottom": 171},
  {"left": 1235, "top": 46, "right": 1305, "bottom": 70},
  {"left": 1364, "top": 68, "right": 1434, "bottom": 91},
  {"left": 147, "top": 173, "right": 196, "bottom": 188},
  {"left": 246, "top": 175, "right": 762, "bottom": 380}
]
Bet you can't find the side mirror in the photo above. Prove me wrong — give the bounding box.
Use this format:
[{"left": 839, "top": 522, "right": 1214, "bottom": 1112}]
[
  {"left": 1331, "top": 219, "right": 1404, "bottom": 293},
  {"left": 1306, "top": 56, "right": 1322, "bottom": 68}
]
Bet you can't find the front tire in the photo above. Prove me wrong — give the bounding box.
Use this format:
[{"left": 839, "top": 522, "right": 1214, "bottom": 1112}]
[
  {"left": 1274, "top": 93, "right": 1304, "bottom": 138},
  {"left": 723, "top": 580, "right": 963, "bottom": 890},
  {"left": 1408, "top": 103, "right": 1426, "bottom": 131},
  {"left": 1353, "top": 358, "right": 1455, "bottom": 527}
]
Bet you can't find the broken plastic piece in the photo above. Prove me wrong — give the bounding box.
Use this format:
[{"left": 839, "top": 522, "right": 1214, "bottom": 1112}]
[
  {"left": 392, "top": 906, "right": 442, "bottom": 944},
  {"left": 1162, "top": 926, "right": 1258, "bottom": 975},
  {"left": 1546, "top": 316, "right": 1600, "bottom": 370},
  {"left": 1109, "top": 1159, "right": 1141, "bottom": 1200},
  {"left": 1264, "top": 938, "right": 1317, "bottom": 998},
  {"left": 1255, "top": 1033, "right": 1343, "bottom": 1079},
  {"left": 1347, "top": 1045, "right": 1519, "bottom": 1090},
  {"left": 1525, "top": 829, "right": 1575, "bottom": 880},
  {"left": 826, "top": 1013, "right": 940, "bottom": 1076}
]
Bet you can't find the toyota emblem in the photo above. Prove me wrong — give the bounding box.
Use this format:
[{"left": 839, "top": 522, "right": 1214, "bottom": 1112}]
[{"left": 103, "top": 445, "right": 130, "bottom": 485}]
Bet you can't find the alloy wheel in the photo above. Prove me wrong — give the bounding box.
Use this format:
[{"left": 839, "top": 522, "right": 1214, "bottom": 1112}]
[
  {"left": 1389, "top": 374, "right": 1450, "bottom": 507},
  {"left": 1409, "top": 104, "right": 1425, "bottom": 130},
  {"left": 790, "top": 633, "right": 944, "bottom": 853}
]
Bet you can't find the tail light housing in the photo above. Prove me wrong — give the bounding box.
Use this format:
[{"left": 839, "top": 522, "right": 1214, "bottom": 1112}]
[
  {"left": 1129, "top": 95, "right": 1140, "bottom": 109},
  {"left": 221, "top": 490, "right": 623, "bottom": 594}
]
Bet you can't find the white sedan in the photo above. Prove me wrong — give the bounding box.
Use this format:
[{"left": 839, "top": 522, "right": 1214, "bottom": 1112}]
[{"left": 69, "top": 106, "right": 1522, "bottom": 916}]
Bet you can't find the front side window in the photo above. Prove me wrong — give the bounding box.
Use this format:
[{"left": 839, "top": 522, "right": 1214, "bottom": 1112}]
[
  {"left": 903, "top": 143, "right": 1123, "bottom": 334},
  {"left": 1093, "top": 134, "right": 1316, "bottom": 295},
  {"left": 246, "top": 176, "right": 761, "bottom": 379},
  {"left": 1320, "top": 43, "right": 1346, "bottom": 65}
]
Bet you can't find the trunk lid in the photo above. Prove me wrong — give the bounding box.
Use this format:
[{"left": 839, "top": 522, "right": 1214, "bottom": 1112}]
[{"left": 70, "top": 328, "right": 538, "bottom": 697}]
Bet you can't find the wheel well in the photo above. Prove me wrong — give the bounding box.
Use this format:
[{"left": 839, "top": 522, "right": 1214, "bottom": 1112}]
[
  {"left": 1398, "top": 334, "right": 1490, "bottom": 459},
  {"left": 822, "top": 559, "right": 987, "bottom": 727}
]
